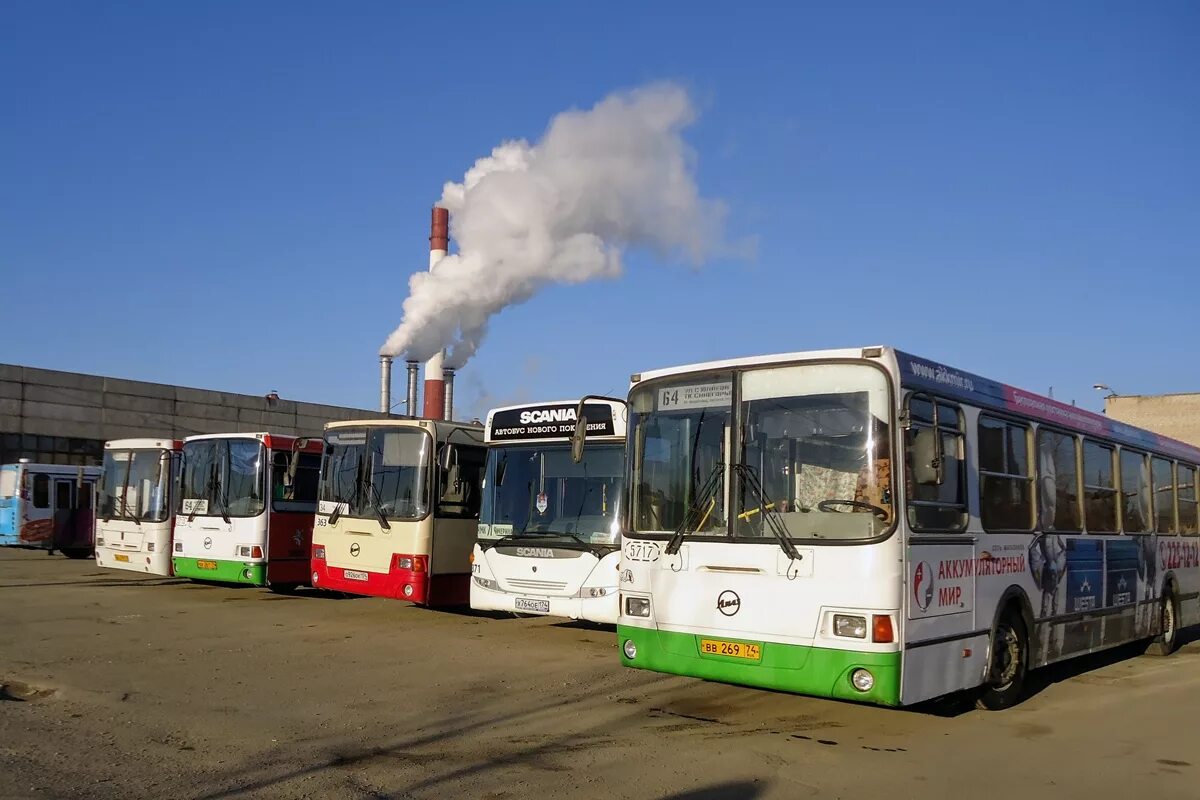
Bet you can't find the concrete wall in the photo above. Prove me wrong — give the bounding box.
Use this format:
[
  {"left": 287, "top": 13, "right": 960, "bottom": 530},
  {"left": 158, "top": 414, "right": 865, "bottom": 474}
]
[
  {"left": 1106, "top": 393, "right": 1200, "bottom": 449},
  {"left": 0, "top": 363, "right": 396, "bottom": 466}
]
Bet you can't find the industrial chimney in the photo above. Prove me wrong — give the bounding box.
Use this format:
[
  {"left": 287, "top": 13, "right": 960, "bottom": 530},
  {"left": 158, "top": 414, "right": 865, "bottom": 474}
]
[
  {"left": 405, "top": 360, "right": 419, "bottom": 418},
  {"left": 442, "top": 368, "right": 455, "bottom": 421},
  {"left": 422, "top": 206, "right": 449, "bottom": 420},
  {"left": 379, "top": 355, "right": 393, "bottom": 414}
]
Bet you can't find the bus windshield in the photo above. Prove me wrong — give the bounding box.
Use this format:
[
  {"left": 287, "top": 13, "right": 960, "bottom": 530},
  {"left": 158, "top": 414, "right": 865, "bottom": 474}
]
[
  {"left": 482, "top": 443, "right": 623, "bottom": 546},
  {"left": 630, "top": 363, "right": 894, "bottom": 541},
  {"left": 320, "top": 428, "right": 430, "bottom": 521},
  {"left": 180, "top": 439, "right": 266, "bottom": 518},
  {"left": 101, "top": 449, "right": 172, "bottom": 523}
]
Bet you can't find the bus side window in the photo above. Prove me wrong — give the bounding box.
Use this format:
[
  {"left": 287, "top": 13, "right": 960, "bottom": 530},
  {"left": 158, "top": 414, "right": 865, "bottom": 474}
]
[
  {"left": 54, "top": 479, "right": 74, "bottom": 510},
  {"left": 904, "top": 394, "right": 967, "bottom": 531},
  {"left": 32, "top": 474, "right": 50, "bottom": 509},
  {"left": 438, "top": 445, "right": 487, "bottom": 519},
  {"left": 78, "top": 482, "right": 94, "bottom": 511}
]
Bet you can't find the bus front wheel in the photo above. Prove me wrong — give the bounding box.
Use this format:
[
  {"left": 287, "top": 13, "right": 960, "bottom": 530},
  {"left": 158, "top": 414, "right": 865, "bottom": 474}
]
[
  {"left": 977, "top": 611, "right": 1028, "bottom": 711},
  {"left": 1145, "top": 591, "right": 1178, "bottom": 656}
]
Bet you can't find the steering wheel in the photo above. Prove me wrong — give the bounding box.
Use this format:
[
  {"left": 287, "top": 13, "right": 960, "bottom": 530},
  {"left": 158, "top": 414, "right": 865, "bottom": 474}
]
[{"left": 817, "top": 499, "right": 889, "bottom": 520}]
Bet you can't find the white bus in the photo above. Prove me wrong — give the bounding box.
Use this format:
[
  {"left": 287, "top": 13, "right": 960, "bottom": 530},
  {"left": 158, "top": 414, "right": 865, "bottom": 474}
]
[
  {"left": 95, "top": 438, "right": 182, "bottom": 575},
  {"left": 578, "top": 347, "right": 1200, "bottom": 708},
  {"left": 471, "top": 399, "right": 625, "bottom": 623}
]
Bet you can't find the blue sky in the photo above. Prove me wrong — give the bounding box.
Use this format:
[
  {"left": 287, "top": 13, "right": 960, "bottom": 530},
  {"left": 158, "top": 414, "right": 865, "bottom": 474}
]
[{"left": 3, "top": 1, "right": 1197, "bottom": 420}]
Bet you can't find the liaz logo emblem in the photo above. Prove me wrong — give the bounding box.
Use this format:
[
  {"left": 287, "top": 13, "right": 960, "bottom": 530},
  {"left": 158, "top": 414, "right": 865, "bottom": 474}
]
[
  {"left": 350, "top": 543, "right": 360, "bottom": 557},
  {"left": 203, "top": 537, "right": 212, "bottom": 550},
  {"left": 913, "top": 561, "right": 935, "bottom": 611},
  {"left": 716, "top": 590, "right": 741, "bottom": 616}
]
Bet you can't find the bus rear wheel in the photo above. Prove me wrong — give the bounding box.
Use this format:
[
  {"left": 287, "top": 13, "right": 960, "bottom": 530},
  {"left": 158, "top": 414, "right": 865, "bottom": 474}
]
[
  {"left": 977, "top": 611, "right": 1028, "bottom": 711},
  {"left": 1145, "top": 591, "right": 1178, "bottom": 656},
  {"left": 62, "top": 548, "right": 93, "bottom": 560}
]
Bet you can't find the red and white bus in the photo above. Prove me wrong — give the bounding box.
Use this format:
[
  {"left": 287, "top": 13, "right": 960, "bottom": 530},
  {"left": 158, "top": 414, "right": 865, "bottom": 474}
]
[{"left": 311, "top": 418, "right": 486, "bottom": 606}]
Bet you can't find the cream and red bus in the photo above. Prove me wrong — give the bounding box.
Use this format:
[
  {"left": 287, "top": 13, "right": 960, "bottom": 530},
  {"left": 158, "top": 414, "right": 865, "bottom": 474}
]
[
  {"left": 173, "top": 432, "right": 322, "bottom": 590},
  {"left": 95, "top": 438, "right": 181, "bottom": 575},
  {"left": 581, "top": 347, "right": 1200, "bottom": 709},
  {"left": 471, "top": 399, "right": 625, "bottom": 622},
  {"left": 310, "top": 418, "right": 486, "bottom": 606}
]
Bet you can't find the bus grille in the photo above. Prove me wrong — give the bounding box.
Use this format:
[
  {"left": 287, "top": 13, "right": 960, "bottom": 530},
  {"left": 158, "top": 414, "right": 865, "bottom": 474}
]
[{"left": 504, "top": 578, "right": 569, "bottom": 592}]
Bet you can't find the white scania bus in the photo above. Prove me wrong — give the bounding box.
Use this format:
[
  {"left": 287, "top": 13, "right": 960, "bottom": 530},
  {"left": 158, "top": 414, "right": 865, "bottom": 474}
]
[
  {"left": 576, "top": 347, "right": 1199, "bottom": 708},
  {"left": 471, "top": 399, "right": 625, "bottom": 623}
]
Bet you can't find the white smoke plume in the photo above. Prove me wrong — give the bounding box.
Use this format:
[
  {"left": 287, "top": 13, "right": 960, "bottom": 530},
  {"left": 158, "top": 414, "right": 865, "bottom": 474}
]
[{"left": 379, "top": 82, "right": 730, "bottom": 367}]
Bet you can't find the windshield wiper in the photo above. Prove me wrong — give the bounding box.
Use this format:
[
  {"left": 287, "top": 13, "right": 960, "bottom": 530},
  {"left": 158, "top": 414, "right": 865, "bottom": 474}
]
[
  {"left": 664, "top": 463, "right": 725, "bottom": 555},
  {"left": 734, "top": 464, "right": 801, "bottom": 562},
  {"left": 361, "top": 478, "right": 392, "bottom": 530},
  {"left": 211, "top": 475, "right": 232, "bottom": 524},
  {"left": 328, "top": 490, "right": 350, "bottom": 525}
]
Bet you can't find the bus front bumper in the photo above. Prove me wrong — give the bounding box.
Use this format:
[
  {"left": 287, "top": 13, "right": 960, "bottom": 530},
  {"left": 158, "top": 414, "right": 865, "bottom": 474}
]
[
  {"left": 173, "top": 557, "right": 266, "bottom": 585},
  {"left": 617, "top": 625, "right": 901, "bottom": 706},
  {"left": 96, "top": 546, "right": 172, "bottom": 576},
  {"left": 471, "top": 582, "right": 618, "bottom": 625},
  {"left": 311, "top": 557, "right": 430, "bottom": 603}
]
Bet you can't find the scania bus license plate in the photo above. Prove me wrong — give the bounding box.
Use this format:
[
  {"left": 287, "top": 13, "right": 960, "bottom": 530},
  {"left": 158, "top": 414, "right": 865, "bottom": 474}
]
[{"left": 515, "top": 598, "right": 550, "bottom": 614}]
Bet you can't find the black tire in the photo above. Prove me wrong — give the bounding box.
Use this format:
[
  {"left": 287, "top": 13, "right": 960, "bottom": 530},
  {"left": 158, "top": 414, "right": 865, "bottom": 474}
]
[
  {"left": 268, "top": 582, "right": 300, "bottom": 595},
  {"left": 1145, "top": 591, "right": 1179, "bottom": 656},
  {"left": 62, "top": 548, "right": 94, "bottom": 560},
  {"left": 977, "top": 611, "right": 1029, "bottom": 711}
]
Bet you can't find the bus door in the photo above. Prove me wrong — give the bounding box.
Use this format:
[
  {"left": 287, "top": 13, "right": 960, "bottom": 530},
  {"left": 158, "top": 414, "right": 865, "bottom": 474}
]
[
  {"left": 900, "top": 396, "right": 979, "bottom": 704},
  {"left": 265, "top": 445, "right": 319, "bottom": 586},
  {"left": 429, "top": 441, "right": 486, "bottom": 605}
]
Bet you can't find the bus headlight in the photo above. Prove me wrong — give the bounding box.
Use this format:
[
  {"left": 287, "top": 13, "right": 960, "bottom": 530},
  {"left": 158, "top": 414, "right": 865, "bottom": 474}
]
[
  {"left": 623, "top": 639, "right": 638, "bottom": 659},
  {"left": 473, "top": 575, "right": 499, "bottom": 590},
  {"left": 96, "top": 536, "right": 105, "bottom": 546},
  {"left": 833, "top": 614, "right": 867, "bottom": 639},
  {"left": 574, "top": 586, "right": 612, "bottom": 598},
  {"left": 146, "top": 542, "right": 155, "bottom": 553},
  {"left": 851, "top": 668, "right": 875, "bottom": 693},
  {"left": 174, "top": 542, "right": 183, "bottom": 553},
  {"left": 312, "top": 546, "right": 325, "bottom": 560},
  {"left": 625, "top": 596, "right": 651, "bottom": 618}
]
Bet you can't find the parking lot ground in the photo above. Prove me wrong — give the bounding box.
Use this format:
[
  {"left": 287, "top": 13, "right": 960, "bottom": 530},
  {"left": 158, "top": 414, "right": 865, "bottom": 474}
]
[{"left": 2, "top": 547, "right": 1198, "bottom": 800}]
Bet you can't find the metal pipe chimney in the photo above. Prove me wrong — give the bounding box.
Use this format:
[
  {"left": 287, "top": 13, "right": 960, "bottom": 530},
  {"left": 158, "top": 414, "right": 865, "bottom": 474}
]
[
  {"left": 422, "top": 206, "right": 450, "bottom": 419},
  {"left": 442, "top": 368, "right": 455, "bottom": 422},
  {"left": 379, "top": 355, "right": 393, "bottom": 414},
  {"left": 405, "top": 360, "right": 420, "bottom": 418}
]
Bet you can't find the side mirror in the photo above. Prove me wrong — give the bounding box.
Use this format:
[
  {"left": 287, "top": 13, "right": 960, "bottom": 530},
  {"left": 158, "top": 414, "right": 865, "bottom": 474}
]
[
  {"left": 570, "top": 415, "right": 588, "bottom": 464},
  {"left": 439, "top": 443, "right": 456, "bottom": 471},
  {"left": 911, "top": 428, "right": 943, "bottom": 485}
]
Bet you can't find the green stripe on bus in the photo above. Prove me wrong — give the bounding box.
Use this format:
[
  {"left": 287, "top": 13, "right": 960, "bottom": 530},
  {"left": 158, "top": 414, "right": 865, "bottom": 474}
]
[
  {"left": 617, "top": 625, "right": 901, "bottom": 706},
  {"left": 173, "top": 557, "right": 266, "bottom": 586}
]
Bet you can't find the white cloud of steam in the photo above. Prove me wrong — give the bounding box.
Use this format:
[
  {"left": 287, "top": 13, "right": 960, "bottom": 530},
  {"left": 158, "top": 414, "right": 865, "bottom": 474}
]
[{"left": 379, "top": 82, "right": 731, "bottom": 367}]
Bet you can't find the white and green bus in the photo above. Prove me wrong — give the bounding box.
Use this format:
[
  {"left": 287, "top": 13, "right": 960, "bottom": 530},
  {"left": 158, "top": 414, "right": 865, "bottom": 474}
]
[{"left": 577, "top": 347, "right": 1200, "bottom": 708}]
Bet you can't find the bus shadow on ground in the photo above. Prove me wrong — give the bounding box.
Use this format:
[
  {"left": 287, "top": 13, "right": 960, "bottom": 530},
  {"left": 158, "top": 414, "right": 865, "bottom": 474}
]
[
  {"left": 192, "top": 673, "right": 685, "bottom": 800},
  {"left": 0, "top": 576, "right": 188, "bottom": 590},
  {"left": 659, "top": 781, "right": 765, "bottom": 800},
  {"left": 922, "top": 631, "right": 1200, "bottom": 717}
]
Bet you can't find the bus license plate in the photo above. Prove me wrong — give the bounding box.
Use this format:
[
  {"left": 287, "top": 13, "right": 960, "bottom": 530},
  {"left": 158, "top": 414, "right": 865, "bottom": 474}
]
[
  {"left": 700, "top": 639, "right": 762, "bottom": 661},
  {"left": 114, "top": 554, "right": 130, "bottom": 563},
  {"left": 515, "top": 598, "right": 550, "bottom": 614},
  {"left": 197, "top": 560, "right": 218, "bottom": 570},
  {"left": 344, "top": 570, "right": 369, "bottom": 581}
]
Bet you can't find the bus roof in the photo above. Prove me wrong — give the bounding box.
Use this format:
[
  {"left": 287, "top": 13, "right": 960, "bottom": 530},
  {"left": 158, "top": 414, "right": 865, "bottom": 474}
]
[
  {"left": 485, "top": 399, "right": 627, "bottom": 444},
  {"left": 633, "top": 346, "right": 1200, "bottom": 464},
  {"left": 0, "top": 462, "right": 102, "bottom": 475},
  {"left": 324, "top": 417, "right": 484, "bottom": 441},
  {"left": 180, "top": 432, "right": 323, "bottom": 452},
  {"left": 106, "top": 438, "right": 183, "bottom": 451}
]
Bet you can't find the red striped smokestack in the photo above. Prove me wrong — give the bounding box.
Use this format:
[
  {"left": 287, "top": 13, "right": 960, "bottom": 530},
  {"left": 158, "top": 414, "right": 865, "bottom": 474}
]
[{"left": 422, "top": 206, "right": 449, "bottom": 419}]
